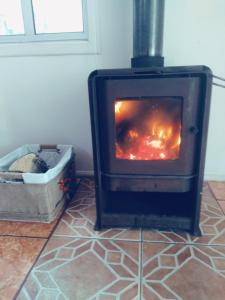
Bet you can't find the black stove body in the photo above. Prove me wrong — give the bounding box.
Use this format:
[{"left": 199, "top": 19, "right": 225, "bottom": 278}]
[{"left": 88, "top": 66, "right": 212, "bottom": 235}]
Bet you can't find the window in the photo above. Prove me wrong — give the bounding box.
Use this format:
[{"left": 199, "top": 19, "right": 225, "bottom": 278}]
[{"left": 0, "top": 0, "right": 87, "bottom": 43}]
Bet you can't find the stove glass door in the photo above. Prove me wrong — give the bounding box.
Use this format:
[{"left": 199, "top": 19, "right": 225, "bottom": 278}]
[{"left": 114, "top": 98, "right": 182, "bottom": 161}]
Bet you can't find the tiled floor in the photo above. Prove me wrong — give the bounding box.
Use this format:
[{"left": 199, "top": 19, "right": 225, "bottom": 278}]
[
  {"left": 0, "top": 218, "right": 58, "bottom": 238},
  {"left": 0, "top": 212, "right": 60, "bottom": 299},
  {"left": 0, "top": 178, "right": 224, "bottom": 299},
  {"left": 0, "top": 237, "right": 46, "bottom": 299}
]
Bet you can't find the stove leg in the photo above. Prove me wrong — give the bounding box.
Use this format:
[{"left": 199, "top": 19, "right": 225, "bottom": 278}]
[
  {"left": 94, "top": 220, "right": 101, "bottom": 231},
  {"left": 192, "top": 226, "right": 202, "bottom": 237}
]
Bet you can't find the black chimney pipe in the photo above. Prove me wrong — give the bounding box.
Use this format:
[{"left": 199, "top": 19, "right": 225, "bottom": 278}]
[{"left": 131, "top": 0, "right": 165, "bottom": 68}]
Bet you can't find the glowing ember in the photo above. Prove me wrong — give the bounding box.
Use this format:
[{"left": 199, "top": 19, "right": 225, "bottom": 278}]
[
  {"left": 116, "top": 135, "right": 170, "bottom": 160},
  {"left": 146, "top": 139, "right": 163, "bottom": 149},
  {"left": 128, "top": 130, "right": 138, "bottom": 139},
  {"left": 114, "top": 98, "right": 182, "bottom": 161},
  {"left": 160, "top": 152, "right": 166, "bottom": 159},
  {"left": 129, "top": 154, "right": 136, "bottom": 160}
]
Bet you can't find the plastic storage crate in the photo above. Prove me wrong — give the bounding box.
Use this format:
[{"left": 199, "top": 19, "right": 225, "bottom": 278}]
[{"left": 0, "top": 144, "right": 76, "bottom": 222}]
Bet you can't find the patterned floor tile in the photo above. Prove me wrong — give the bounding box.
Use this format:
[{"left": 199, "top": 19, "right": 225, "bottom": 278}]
[
  {"left": 218, "top": 201, "right": 225, "bottom": 214},
  {"left": 142, "top": 242, "right": 225, "bottom": 300},
  {"left": 0, "top": 219, "right": 58, "bottom": 238},
  {"left": 208, "top": 181, "right": 225, "bottom": 200},
  {"left": 143, "top": 230, "right": 190, "bottom": 244},
  {"left": 189, "top": 194, "right": 225, "bottom": 245},
  {"left": 17, "top": 236, "right": 141, "bottom": 300},
  {"left": 202, "top": 182, "right": 222, "bottom": 208},
  {"left": 54, "top": 179, "right": 141, "bottom": 241},
  {"left": 0, "top": 236, "right": 46, "bottom": 300},
  {"left": 14, "top": 179, "right": 225, "bottom": 299}
]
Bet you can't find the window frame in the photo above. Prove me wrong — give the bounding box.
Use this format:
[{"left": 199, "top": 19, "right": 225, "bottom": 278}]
[{"left": 0, "top": 0, "right": 88, "bottom": 44}]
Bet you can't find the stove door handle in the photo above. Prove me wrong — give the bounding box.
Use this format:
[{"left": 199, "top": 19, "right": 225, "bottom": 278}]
[{"left": 189, "top": 126, "right": 199, "bottom": 135}]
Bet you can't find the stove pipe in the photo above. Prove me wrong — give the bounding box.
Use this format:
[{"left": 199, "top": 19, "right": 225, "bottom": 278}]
[{"left": 131, "top": 0, "right": 165, "bottom": 68}]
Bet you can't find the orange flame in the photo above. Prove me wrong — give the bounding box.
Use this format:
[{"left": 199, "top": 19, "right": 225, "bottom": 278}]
[
  {"left": 114, "top": 99, "right": 181, "bottom": 161},
  {"left": 128, "top": 130, "right": 139, "bottom": 139}
]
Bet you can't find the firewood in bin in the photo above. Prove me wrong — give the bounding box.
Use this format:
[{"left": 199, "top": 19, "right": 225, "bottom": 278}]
[{"left": 8, "top": 153, "right": 49, "bottom": 173}]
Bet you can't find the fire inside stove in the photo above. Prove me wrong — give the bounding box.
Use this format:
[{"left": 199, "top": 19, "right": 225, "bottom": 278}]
[{"left": 115, "top": 98, "right": 182, "bottom": 160}]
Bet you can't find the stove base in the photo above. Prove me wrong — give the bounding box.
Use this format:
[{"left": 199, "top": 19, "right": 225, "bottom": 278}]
[
  {"left": 94, "top": 187, "right": 202, "bottom": 236},
  {"left": 95, "top": 216, "right": 201, "bottom": 236}
]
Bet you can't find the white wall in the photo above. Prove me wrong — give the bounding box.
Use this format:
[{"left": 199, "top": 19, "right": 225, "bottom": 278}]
[
  {"left": 164, "top": 0, "right": 225, "bottom": 180},
  {"left": 0, "top": 0, "right": 224, "bottom": 179}
]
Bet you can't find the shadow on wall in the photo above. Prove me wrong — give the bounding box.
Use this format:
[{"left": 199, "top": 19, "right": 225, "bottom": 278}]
[
  {"left": 75, "top": 147, "right": 93, "bottom": 176},
  {"left": 0, "top": 95, "right": 16, "bottom": 156}
]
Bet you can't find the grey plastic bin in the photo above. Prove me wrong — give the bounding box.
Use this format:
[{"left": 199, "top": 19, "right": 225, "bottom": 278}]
[{"left": 0, "top": 144, "right": 76, "bottom": 222}]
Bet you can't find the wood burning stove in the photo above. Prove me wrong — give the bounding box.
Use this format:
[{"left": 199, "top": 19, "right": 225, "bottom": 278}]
[{"left": 88, "top": 0, "right": 213, "bottom": 235}]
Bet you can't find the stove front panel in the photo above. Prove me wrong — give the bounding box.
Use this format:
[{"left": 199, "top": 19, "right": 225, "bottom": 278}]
[{"left": 97, "top": 76, "right": 201, "bottom": 176}]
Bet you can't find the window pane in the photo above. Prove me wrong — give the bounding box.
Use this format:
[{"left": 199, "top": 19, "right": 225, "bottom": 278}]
[
  {"left": 0, "top": 0, "right": 24, "bottom": 35},
  {"left": 32, "top": 0, "right": 84, "bottom": 34}
]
